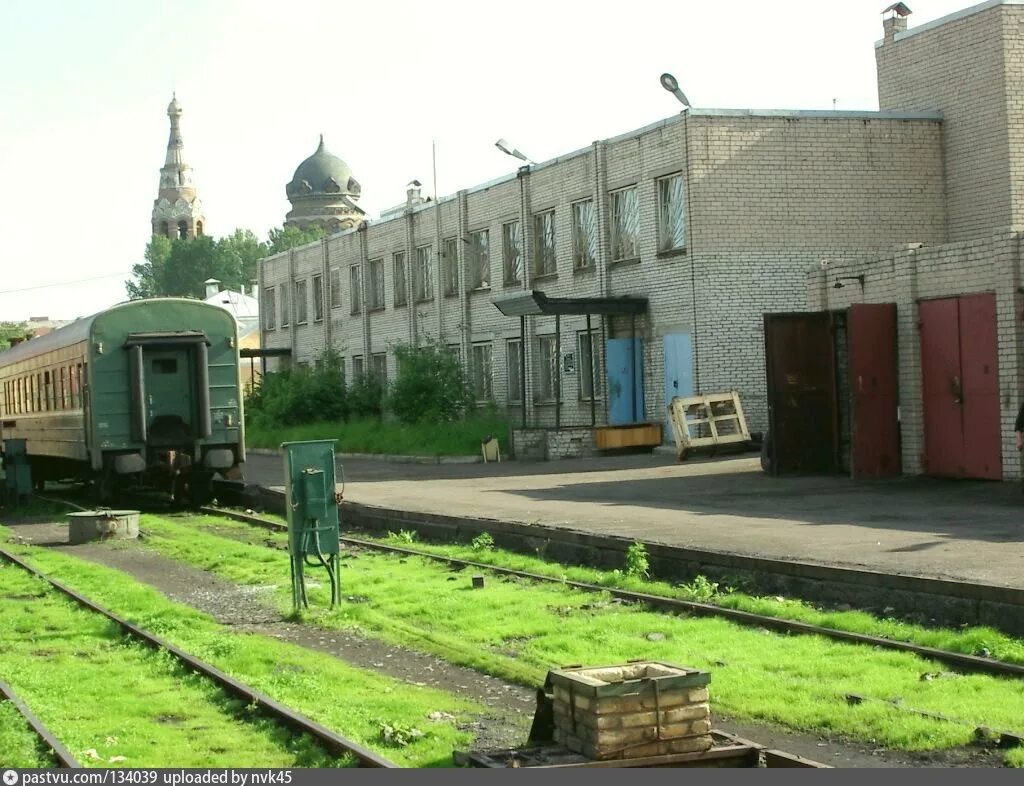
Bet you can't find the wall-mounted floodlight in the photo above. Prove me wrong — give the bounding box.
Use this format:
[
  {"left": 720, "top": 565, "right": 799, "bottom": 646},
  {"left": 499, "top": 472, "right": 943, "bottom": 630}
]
[
  {"left": 660, "top": 73, "right": 691, "bottom": 108},
  {"left": 495, "top": 138, "right": 532, "bottom": 164}
]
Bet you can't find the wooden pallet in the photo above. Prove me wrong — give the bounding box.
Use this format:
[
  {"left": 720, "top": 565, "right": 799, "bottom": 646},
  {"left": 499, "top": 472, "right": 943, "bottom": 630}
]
[{"left": 457, "top": 731, "right": 829, "bottom": 769}]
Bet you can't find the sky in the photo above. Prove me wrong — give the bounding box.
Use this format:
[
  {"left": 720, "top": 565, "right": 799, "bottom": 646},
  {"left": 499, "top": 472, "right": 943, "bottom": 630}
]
[{"left": 0, "top": 0, "right": 975, "bottom": 323}]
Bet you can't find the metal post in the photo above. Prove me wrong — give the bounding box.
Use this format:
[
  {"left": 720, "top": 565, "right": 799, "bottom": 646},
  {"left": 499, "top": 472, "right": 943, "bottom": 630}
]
[
  {"left": 555, "top": 314, "right": 561, "bottom": 430},
  {"left": 587, "top": 313, "right": 596, "bottom": 427},
  {"left": 631, "top": 313, "right": 638, "bottom": 422},
  {"left": 520, "top": 315, "right": 527, "bottom": 428}
]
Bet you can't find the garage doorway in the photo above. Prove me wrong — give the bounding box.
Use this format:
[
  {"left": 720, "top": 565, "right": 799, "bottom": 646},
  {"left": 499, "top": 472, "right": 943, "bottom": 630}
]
[{"left": 919, "top": 293, "right": 1001, "bottom": 479}]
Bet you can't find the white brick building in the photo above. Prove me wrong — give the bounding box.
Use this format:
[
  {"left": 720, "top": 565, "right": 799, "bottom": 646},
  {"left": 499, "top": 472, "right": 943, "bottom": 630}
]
[{"left": 259, "top": 1, "right": 1022, "bottom": 473}]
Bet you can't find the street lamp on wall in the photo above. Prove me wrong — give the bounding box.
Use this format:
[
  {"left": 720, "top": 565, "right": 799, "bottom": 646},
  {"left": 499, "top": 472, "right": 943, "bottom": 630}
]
[
  {"left": 495, "top": 138, "right": 533, "bottom": 166},
  {"left": 660, "top": 73, "right": 691, "bottom": 108},
  {"left": 833, "top": 275, "right": 865, "bottom": 290}
]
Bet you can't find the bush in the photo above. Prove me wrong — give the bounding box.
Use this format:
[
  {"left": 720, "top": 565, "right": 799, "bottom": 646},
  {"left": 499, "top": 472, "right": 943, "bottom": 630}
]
[
  {"left": 347, "top": 371, "right": 385, "bottom": 420},
  {"left": 246, "top": 350, "right": 347, "bottom": 428},
  {"left": 386, "top": 342, "right": 471, "bottom": 424}
]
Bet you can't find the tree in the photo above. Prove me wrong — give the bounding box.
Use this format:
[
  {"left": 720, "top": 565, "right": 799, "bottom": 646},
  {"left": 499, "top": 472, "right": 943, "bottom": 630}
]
[
  {"left": 0, "top": 322, "right": 28, "bottom": 350},
  {"left": 126, "top": 225, "right": 327, "bottom": 300},
  {"left": 267, "top": 225, "right": 326, "bottom": 255}
]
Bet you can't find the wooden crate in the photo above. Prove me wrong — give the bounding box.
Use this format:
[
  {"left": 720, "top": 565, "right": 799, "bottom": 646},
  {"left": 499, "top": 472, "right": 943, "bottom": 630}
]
[{"left": 594, "top": 423, "right": 663, "bottom": 450}]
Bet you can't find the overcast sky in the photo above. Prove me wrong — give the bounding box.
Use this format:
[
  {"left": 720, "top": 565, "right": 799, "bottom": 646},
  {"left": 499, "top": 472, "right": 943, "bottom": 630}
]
[{"left": 0, "top": 0, "right": 973, "bottom": 322}]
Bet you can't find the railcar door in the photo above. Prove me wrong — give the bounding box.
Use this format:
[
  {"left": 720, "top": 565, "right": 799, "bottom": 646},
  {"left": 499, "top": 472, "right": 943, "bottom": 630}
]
[{"left": 143, "top": 348, "right": 194, "bottom": 445}]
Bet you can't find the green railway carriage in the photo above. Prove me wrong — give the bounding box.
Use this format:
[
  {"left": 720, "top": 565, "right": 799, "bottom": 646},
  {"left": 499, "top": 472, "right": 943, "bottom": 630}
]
[{"left": 0, "top": 299, "right": 244, "bottom": 501}]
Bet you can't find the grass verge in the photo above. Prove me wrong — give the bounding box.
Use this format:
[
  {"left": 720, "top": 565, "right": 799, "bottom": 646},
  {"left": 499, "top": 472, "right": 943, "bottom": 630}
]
[
  {"left": 244, "top": 412, "right": 508, "bottom": 456},
  {"left": 136, "top": 514, "right": 1024, "bottom": 765},
  {"left": 0, "top": 697, "right": 50, "bottom": 767},
  {"left": 0, "top": 530, "right": 487, "bottom": 767}
]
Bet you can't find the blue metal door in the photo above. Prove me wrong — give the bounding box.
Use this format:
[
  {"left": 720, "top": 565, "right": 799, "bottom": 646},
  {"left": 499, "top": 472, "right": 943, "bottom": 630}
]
[
  {"left": 663, "top": 333, "right": 694, "bottom": 433},
  {"left": 606, "top": 338, "right": 644, "bottom": 425}
]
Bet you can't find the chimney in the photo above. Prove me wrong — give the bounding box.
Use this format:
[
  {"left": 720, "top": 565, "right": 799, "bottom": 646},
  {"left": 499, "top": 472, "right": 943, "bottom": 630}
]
[
  {"left": 406, "top": 179, "right": 423, "bottom": 206},
  {"left": 204, "top": 278, "right": 221, "bottom": 299},
  {"left": 250, "top": 283, "right": 258, "bottom": 300},
  {"left": 882, "top": 3, "right": 910, "bottom": 43}
]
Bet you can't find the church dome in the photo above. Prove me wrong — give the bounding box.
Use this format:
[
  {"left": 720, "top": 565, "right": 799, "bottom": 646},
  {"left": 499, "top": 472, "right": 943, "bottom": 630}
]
[{"left": 286, "top": 136, "right": 361, "bottom": 200}]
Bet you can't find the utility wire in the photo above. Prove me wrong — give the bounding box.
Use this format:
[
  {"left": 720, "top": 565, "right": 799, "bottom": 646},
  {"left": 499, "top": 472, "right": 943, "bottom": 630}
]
[{"left": 0, "top": 271, "right": 131, "bottom": 295}]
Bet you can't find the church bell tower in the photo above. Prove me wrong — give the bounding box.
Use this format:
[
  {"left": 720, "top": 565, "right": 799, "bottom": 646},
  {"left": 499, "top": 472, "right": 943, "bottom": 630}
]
[{"left": 152, "top": 94, "right": 205, "bottom": 240}]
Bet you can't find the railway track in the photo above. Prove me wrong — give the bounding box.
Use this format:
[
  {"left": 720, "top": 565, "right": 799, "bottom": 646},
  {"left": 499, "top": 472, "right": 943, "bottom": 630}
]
[
  {"left": 0, "top": 545, "right": 398, "bottom": 769},
  {"left": 0, "top": 677, "right": 80, "bottom": 768},
  {"left": 200, "top": 505, "right": 1024, "bottom": 683}
]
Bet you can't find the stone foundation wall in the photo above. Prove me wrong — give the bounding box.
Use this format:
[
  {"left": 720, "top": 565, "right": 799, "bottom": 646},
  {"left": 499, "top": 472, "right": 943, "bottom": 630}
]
[{"left": 511, "top": 427, "right": 596, "bottom": 461}]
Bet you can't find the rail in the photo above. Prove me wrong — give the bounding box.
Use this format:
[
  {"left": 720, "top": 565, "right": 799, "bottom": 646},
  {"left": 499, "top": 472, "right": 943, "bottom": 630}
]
[
  {"left": 0, "top": 546, "right": 398, "bottom": 769},
  {"left": 0, "top": 677, "right": 80, "bottom": 768},
  {"left": 200, "top": 506, "right": 1024, "bottom": 681}
]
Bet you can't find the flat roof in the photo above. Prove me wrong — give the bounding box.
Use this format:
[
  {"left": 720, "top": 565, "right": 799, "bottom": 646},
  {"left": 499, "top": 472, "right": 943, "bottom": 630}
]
[{"left": 875, "top": 0, "right": 1024, "bottom": 47}]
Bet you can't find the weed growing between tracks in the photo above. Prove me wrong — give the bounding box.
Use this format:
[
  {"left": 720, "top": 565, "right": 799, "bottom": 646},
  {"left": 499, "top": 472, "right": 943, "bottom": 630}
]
[
  {"left": 0, "top": 532, "right": 487, "bottom": 767},
  {"left": 0, "top": 562, "right": 340, "bottom": 767},
  {"left": 134, "top": 514, "right": 1024, "bottom": 765},
  {"left": 0, "top": 697, "right": 49, "bottom": 767}
]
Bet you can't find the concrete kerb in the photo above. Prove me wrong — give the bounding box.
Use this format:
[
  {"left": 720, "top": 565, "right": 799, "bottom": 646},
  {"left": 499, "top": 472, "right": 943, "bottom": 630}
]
[
  {"left": 248, "top": 487, "right": 1024, "bottom": 636},
  {"left": 246, "top": 448, "right": 482, "bottom": 465}
]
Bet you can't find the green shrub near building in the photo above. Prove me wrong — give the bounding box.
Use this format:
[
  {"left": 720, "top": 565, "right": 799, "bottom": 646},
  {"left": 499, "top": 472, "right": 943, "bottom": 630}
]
[{"left": 245, "top": 343, "right": 505, "bottom": 456}]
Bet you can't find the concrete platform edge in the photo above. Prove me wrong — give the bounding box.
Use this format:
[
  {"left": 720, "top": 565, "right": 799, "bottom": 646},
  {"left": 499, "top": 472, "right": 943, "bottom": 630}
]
[
  {"left": 247, "top": 448, "right": 483, "bottom": 465},
  {"left": 250, "top": 487, "right": 1024, "bottom": 635}
]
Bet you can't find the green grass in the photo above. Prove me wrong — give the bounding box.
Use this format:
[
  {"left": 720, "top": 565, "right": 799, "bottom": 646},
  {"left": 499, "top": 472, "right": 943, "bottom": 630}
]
[
  {"left": 132, "top": 514, "right": 1024, "bottom": 765},
  {"left": 0, "top": 697, "right": 50, "bottom": 767},
  {"left": 0, "top": 562, "right": 341, "bottom": 767},
  {"left": 245, "top": 412, "right": 508, "bottom": 456},
  {"left": 0, "top": 532, "right": 490, "bottom": 768}
]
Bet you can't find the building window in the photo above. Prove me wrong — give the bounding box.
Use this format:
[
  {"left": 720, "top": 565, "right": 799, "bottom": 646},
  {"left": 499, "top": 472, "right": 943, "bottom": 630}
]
[
  {"left": 471, "top": 343, "right": 493, "bottom": 402},
  {"left": 578, "top": 330, "right": 601, "bottom": 400},
  {"left": 414, "top": 245, "right": 433, "bottom": 301},
  {"left": 294, "top": 279, "right": 308, "bottom": 324},
  {"left": 263, "top": 287, "right": 276, "bottom": 330},
  {"left": 468, "top": 229, "right": 490, "bottom": 289},
  {"left": 312, "top": 275, "right": 324, "bottom": 322},
  {"left": 506, "top": 338, "right": 523, "bottom": 403},
  {"left": 279, "top": 283, "right": 290, "bottom": 327},
  {"left": 368, "top": 258, "right": 385, "bottom": 310},
  {"left": 393, "top": 251, "right": 407, "bottom": 306},
  {"left": 571, "top": 199, "right": 596, "bottom": 270},
  {"left": 610, "top": 186, "right": 639, "bottom": 262},
  {"left": 537, "top": 336, "right": 557, "bottom": 401},
  {"left": 371, "top": 352, "right": 387, "bottom": 383},
  {"left": 349, "top": 266, "right": 362, "bottom": 314},
  {"left": 533, "top": 211, "right": 556, "bottom": 276},
  {"left": 502, "top": 221, "right": 522, "bottom": 284},
  {"left": 657, "top": 173, "right": 686, "bottom": 252},
  {"left": 443, "top": 237, "right": 459, "bottom": 297},
  {"left": 352, "top": 355, "right": 364, "bottom": 378},
  {"left": 330, "top": 267, "right": 342, "bottom": 309}
]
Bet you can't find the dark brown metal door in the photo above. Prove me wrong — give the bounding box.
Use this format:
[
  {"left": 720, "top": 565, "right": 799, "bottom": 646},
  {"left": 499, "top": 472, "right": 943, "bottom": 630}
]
[
  {"left": 959, "top": 293, "right": 1001, "bottom": 479},
  {"left": 764, "top": 312, "right": 838, "bottom": 474},
  {"left": 920, "top": 298, "right": 964, "bottom": 477},
  {"left": 848, "top": 303, "right": 900, "bottom": 478}
]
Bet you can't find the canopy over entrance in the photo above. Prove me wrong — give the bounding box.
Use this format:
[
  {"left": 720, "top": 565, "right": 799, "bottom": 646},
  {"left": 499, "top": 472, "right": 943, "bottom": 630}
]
[{"left": 491, "top": 291, "right": 649, "bottom": 428}]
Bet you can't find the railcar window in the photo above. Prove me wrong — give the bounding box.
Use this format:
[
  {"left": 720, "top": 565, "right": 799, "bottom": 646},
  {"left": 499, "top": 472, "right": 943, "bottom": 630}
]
[
  {"left": 78, "top": 363, "right": 84, "bottom": 406},
  {"left": 34, "top": 374, "right": 40, "bottom": 412},
  {"left": 153, "top": 358, "right": 178, "bottom": 374}
]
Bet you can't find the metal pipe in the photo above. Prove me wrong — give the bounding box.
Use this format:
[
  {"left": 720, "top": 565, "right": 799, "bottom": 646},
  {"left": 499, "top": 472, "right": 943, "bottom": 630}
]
[
  {"left": 555, "top": 314, "right": 561, "bottom": 430},
  {"left": 631, "top": 313, "right": 638, "bottom": 422},
  {"left": 520, "top": 315, "right": 527, "bottom": 428},
  {"left": 588, "top": 313, "right": 596, "bottom": 427},
  {"left": 129, "top": 344, "right": 147, "bottom": 443}
]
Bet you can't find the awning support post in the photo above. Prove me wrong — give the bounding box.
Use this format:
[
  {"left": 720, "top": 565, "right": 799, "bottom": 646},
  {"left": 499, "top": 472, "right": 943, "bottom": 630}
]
[
  {"left": 555, "top": 314, "right": 561, "bottom": 431},
  {"left": 520, "top": 315, "right": 527, "bottom": 428},
  {"left": 587, "top": 312, "right": 596, "bottom": 427}
]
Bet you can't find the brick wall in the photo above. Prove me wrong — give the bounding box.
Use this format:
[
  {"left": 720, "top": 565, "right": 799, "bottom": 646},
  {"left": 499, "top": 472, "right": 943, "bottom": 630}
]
[
  {"left": 877, "top": 2, "right": 1024, "bottom": 240},
  {"left": 260, "top": 110, "right": 946, "bottom": 439}
]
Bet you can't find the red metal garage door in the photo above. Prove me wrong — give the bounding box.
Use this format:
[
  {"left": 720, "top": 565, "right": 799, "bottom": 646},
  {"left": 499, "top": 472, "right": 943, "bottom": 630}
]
[
  {"left": 959, "top": 293, "right": 1001, "bottom": 479},
  {"left": 919, "top": 294, "right": 1001, "bottom": 479},
  {"left": 848, "top": 303, "right": 900, "bottom": 478}
]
